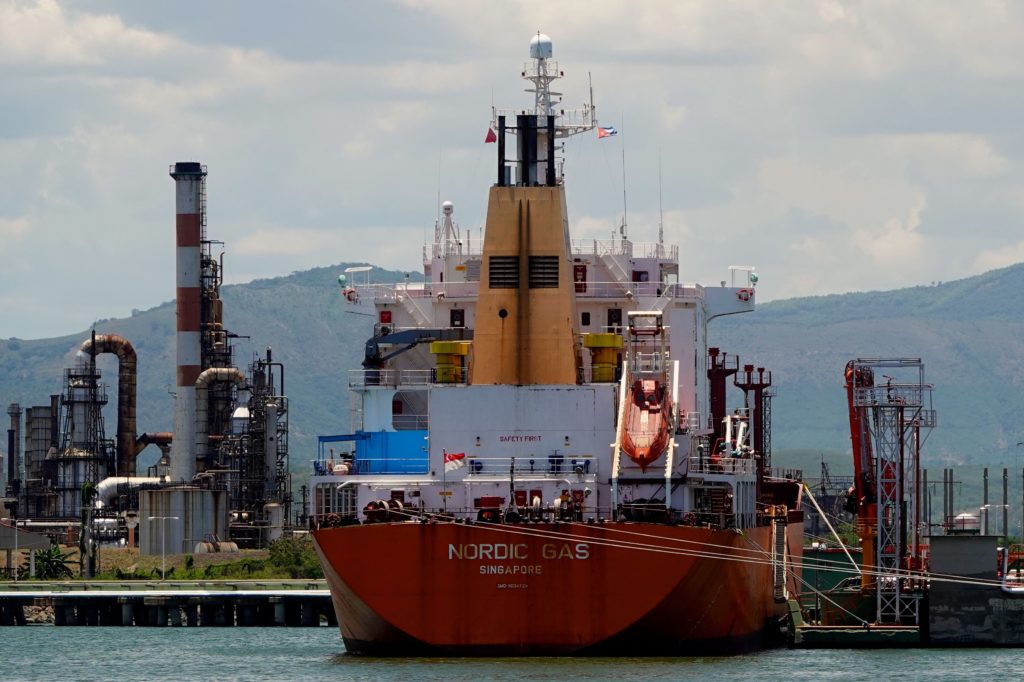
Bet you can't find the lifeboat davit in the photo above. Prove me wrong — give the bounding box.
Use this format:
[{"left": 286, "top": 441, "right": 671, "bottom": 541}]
[{"left": 621, "top": 379, "right": 672, "bottom": 472}]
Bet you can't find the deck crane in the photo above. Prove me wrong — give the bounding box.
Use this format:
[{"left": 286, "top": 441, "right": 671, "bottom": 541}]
[{"left": 844, "top": 358, "right": 936, "bottom": 624}]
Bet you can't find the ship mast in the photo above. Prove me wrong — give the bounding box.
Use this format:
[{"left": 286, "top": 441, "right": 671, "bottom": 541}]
[
  {"left": 491, "top": 32, "right": 597, "bottom": 184},
  {"left": 524, "top": 32, "right": 558, "bottom": 116}
]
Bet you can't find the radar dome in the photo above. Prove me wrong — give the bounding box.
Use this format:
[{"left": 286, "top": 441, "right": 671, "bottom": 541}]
[
  {"left": 442, "top": 200, "right": 454, "bottom": 215},
  {"left": 529, "top": 32, "right": 553, "bottom": 59}
]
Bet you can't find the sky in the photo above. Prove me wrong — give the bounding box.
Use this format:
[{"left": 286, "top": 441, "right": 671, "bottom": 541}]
[{"left": 2, "top": 0, "right": 1023, "bottom": 339}]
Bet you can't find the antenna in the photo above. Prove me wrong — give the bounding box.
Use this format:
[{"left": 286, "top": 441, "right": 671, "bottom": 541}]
[
  {"left": 620, "top": 115, "right": 628, "bottom": 240},
  {"left": 436, "top": 150, "right": 442, "bottom": 225},
  {"left": 658, "top": 152, "right": 664, "bottom": 254},
  {"left": 588, "top": 72, "right": 596, "bottom": 125}
]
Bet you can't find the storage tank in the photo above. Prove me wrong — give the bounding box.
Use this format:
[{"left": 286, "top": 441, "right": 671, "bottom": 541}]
[
  {"left": 952, "top": 513, "right": 981, "bottom": 533},
  {"left": 138, "top": 486, "right": 229, "bottom": 555}
]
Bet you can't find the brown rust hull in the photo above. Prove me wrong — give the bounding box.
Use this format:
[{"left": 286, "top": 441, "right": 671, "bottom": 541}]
[{"left": 313, "top": 520, "right": 803, "bottom": 655}]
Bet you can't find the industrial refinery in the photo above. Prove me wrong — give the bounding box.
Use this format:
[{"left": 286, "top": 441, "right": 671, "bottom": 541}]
[{"left": 2, "top": 162, "right": 292, "bottom": 565}]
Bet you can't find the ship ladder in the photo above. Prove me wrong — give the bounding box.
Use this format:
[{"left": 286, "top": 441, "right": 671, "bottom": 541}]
[
  {"left": 663, "top": 360, "right": 680, "bottom": 510},
  {"left": 772, "top": 512, "right": 789, "bottom": 603},
  {"left": 610, "top": 358, "right": 631, "bottom": 517}
]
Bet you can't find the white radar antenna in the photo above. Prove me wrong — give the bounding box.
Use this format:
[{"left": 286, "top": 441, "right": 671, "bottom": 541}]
[
  {"left": 491, "top": 32, "right": 597, "bottom": 141},
  {"left": 433, "top": 200, "right": 462, "bottom": 260}
]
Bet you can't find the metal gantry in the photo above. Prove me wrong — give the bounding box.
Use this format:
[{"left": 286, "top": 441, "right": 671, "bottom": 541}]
[{"left": 850, "top": 358, "right": 936, "bottom": 623}]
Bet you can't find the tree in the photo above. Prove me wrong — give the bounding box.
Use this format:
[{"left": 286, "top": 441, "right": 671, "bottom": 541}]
[
  {"left": 21, "top": 543, "right": 76, "bottom": 580},
  {"left": 267, "top": 535, "right": 323, "bottom": 579}
]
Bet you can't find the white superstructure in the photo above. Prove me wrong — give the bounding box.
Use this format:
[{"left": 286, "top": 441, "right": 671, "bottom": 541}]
[{"left": 310, "top": 35, "right": 763, "bottom": 533}]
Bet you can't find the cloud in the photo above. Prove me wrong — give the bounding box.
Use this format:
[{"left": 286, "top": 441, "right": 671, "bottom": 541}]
[
  {"left": 236, "top": 228, "right": 349, "bottom": 256},
  {"left": 974, "top": 242, "right": 1024, "bottom": 272},
  {"left": 0, "top": 216, "right": 30, "bottom": 239},
  {"left": 854, "top": 194, "right": 927, "bottom": 270},
  {"left": 3, "top": 1, "right": 1024, "bottom": 338},
  {"left": 0, "top": 0, "right": 175, "bottom": 67}
]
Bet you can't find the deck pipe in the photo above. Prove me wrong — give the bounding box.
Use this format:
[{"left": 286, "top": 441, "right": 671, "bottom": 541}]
[{"left": 169, "top": 162, "right": 206, "bottom": 482}]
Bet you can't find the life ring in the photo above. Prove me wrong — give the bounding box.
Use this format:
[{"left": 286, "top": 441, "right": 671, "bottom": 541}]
[
  {"left": 343, "top": 288, "right": 359, "bottom": 303},
  {"left": 737, "top": 288, "right": 753, "bottom": 302}
]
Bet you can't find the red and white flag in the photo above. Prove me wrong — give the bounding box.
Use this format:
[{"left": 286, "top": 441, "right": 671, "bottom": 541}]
[
  {"left": 443, "top": 450, "right": 467, "bottom": 472},
  {"left": 484, "top": 127, "right": 497, "bottom": 143}
]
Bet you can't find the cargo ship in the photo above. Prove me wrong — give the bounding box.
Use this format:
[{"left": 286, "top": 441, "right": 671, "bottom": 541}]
[{"left": 310, "top": 33, "right": 804, "bottom": 656}]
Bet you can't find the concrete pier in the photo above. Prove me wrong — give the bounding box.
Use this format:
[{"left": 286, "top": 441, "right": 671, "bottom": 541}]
[{"left": 0, "top": 579, "right": 332, "bottom": 627}]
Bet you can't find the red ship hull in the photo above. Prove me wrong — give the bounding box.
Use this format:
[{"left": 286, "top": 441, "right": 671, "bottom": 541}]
[{"left": 313, "top": 519, "right": 803, "bottom": 655}]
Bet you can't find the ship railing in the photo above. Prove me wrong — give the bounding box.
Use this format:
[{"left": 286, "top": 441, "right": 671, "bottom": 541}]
[
  {"left": 768, "top": 468, "right": 803, "bottom": 481},
  {"left": 571, "top": 238, "right": 633, "bottom": 258},
  {"left": 356, "top": 282, "right": 431, "bottom": 302},
  {"left": 492, "top": 102, "right": 596, "bottom": 132},
  {"left": 392, "top": 414, "right": 429, "bottom": 429},
  {"left": 424, "top": 281, "right": 479, "bottom": 299},
  {"left": 350, "top": 368, "right": 398, "bottom": 387},
  {"left": 358, "top": 279, "right": 704, "bottom": 303},
  {"left": 424, "top": 241, "right": 484, "bottom": 260},
  {"left": 576, "top": 281, "right": 704, "bottom": 300},
  {"left": 687, "top": 456, "right": 757, "bottom": 476},
  {"left": 576, "top": 362, "right": 619, "bottom": 385},
  {"left": 355, "top": 283, "right": 401, "bottom": 303},
  {"left": 630, "top": 353, "right": 664, "bottom": 375},
  {"left": 852, "top": 385, "right": 927, "bottom": 409},
  {"left": 373, "top": 324, "right": 467, "bottom": 336},
  {"left": 460, "top": 454, "right": 597, "bottom": 477},
  {"left": 634, "top": 243, "right": 680, "bottom": 260},
  {"left": 349, "top": 368, "right": 468, "bottom": 387},
  {"left": 358, "top": 281, "right": 481, "bottom": 302},
  {"left": 310, "top": 457, "right": 429, "bottom": 477},
  {"left": 570, "top": 238, "right": 680, "bottom": 261}
]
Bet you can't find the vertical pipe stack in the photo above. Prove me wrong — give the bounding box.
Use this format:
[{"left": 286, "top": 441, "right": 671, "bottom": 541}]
[
  {"left": 983, "top": 467, "right": 989, "bottom": 535},
  {"left": 7, "top": 404, "right": 21, "bottom": 488},
  {"left": 1003, "top": 468, "right": 1009, "bottom": 538},
  {"left": 169, "top": 162, "right": 207, "bottom": 483}
]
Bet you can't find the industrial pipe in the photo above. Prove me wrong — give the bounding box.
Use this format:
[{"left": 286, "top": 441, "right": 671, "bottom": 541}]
[
  {"left": 194, "top": 367, "right": 247, "bottom": 477},
  {"left": 93, "top": 476, "right": 166, "bottom": 508},
  {"left": 135, "top": 432, "right": 173, "bottom": 450},
  {"left": 79, "top": 334, "right": 138, "bottom": 477},
  {"left": 7, "top": 403, "right": 21, "bottom": 486}
]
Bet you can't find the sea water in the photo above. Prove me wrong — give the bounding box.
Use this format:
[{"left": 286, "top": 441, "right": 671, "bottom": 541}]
[{"left": 1, "top": 626, "right": 1014, "bottom": 681}]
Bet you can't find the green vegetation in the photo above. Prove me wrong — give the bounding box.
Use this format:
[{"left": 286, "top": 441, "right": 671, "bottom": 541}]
[
  {"left": 19, "top": 543, "right": 76, "bottom": 580},
  {"left": 713, "top": 263, "right": 1024, "bottom": 464},
  {"left": 266, "top": 534, "right": 325, "bottom": 578},
  {"left": 3, "top": 259, "right": 1024, "bottom": 479},
  {"left": 91, "top": 535, "right": 324, "bottom": 581},
  {"left": 0, "top": 263, "right": 409, "bottom": 484}
]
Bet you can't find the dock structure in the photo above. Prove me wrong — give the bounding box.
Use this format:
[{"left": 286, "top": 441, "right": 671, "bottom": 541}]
[{"left": 0, "top": 579, "right": 332, "bottom": 627}]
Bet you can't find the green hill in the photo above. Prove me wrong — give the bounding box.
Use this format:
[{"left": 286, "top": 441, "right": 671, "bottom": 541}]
[
  {"left": 3, "top": 261, "right": 1024, "bottom": 485},
  {"left": 0, "top": 263, "right": 405, "bottom": 476},
  {"left": 711, "top": 263, "right": 1024, "bottom": 466}
]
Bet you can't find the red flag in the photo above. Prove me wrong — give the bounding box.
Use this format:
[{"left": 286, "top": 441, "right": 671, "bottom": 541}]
[
  {"left": 484, "top": 128, "right": 497, "bottom": 143},
  {"left": 444, "top": 450, "right": 467, "bottom": 472}
]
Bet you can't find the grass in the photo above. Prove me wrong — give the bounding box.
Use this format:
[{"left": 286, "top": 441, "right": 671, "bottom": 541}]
[{"left": 2, "top": 535, "right": 324, "bottom": 581}]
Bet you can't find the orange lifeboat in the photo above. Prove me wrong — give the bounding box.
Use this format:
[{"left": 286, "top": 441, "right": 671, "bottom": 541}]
[{"left": 621, "top": 378, "right": 672, "bottom": 471}]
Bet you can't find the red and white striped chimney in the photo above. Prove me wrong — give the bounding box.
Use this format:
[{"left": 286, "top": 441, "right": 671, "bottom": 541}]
[{"left": 169, "top": 162, "right": 206, "bottom": 483}]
